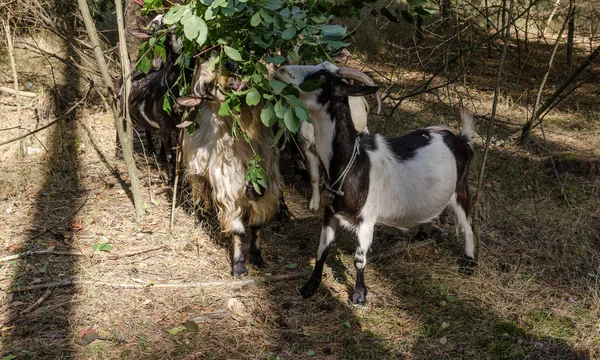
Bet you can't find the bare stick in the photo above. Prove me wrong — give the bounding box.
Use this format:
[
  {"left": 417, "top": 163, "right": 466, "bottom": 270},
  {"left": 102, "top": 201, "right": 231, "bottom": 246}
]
[
  {"left": 2, "top": 270, "right": 311, "bottom": 293},
  {"left": 20, "top": 289, "right": 52, "bottom": 315},
  {"left": 472, "top": 0, "right": 515, "bottom": 259},
  {"left": 0, "top": 86, "right": 36, "bottom": 98},
  {"left": 107, "top": 246, "right": 165, "bottom": 259},
  {"left": 77, "top": 0, "right": 144, "bottom": 220},
  {"left": 3, "top": 21, "right": 23, "bottom": 158},
  {"left": 370, "top": 239, "right": 435, "bottom": 263},
  {"left": 0, "top": 250, "right": 86, "bottom": 263},
  {"left": 171, "top": 129, "right": 184, "bottom": 231}
]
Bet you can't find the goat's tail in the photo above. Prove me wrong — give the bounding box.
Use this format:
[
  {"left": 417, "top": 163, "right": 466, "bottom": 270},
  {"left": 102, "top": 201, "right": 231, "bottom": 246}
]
[{"left": 459, "top": 108, "right": 474, "bottom": 145}]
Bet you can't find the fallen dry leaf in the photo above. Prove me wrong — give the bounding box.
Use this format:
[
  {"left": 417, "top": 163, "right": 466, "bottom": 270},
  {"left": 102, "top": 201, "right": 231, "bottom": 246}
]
[{"left": 77, "top": 327, "right": 98, "bottom": 345}]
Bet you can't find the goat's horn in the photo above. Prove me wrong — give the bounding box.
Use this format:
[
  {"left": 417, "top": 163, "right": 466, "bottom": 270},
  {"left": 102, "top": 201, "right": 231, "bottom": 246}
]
[{"left": 338, "top": 66, "right": 382, "bottom": 115}]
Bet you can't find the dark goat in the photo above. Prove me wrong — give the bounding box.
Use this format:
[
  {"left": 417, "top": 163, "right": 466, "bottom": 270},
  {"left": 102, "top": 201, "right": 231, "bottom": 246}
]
[
  {"left": 115, "top": 15, "right": 190, "bottom": 184},
  {"left": 276, "top": 63, "right": 475, "bottom": 305}
]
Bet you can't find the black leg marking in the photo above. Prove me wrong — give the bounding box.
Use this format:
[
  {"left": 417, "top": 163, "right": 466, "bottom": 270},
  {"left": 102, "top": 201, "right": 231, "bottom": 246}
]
[
  {"left": 458, "top": 254, "right": 477, "bottom": 275},
  {"left": 231, "top": 233, "right": 247, "bottom": 277},
  {"left": 301, "top": 248, "right": 328, "bottom": 298},
  {"left": 275, "top": 195, "right": 291, "bottom": 221},
  {"left": 249, "top": 226, "right": 264, "bottom": 269},
  {"left": 351, "top": 267, "right": 367, "bottom": 305}
]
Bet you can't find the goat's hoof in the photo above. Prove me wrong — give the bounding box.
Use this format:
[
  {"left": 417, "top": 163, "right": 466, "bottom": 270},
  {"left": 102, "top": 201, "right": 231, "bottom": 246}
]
[
  {"left": 232, "top": 262, "right": 248, "bottom": 277},
  {"left": 351, "top": 286, "right": 367, "bottom": 305},
  {"left": 249, "top": 253, "right": 265, "bottom": 269},
  {"left": 300, "top": 279, "right": 320, "bottom": 299},
  {"left": 458, "top": 255, "right": 477, "bottom": 275},
  {"left": 308, "top": 199, "right": 320, "bottom": 211},
  {"left": 275, "top": 205, "right": 291, "bottom": 221}
]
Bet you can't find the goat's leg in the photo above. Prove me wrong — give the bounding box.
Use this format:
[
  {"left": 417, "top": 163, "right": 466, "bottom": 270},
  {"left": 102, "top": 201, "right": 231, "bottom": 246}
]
[
  {"left": 306, "top": 150, "right": 321, "bottom": 210},
  {"left": 450, "top": 193, "right": 476, "bottom": 275},
  {"left": 231, "top": 219, "right": 248, "bottom": 277},
  {"left": 248, "top": 225, "right": 265, "bottom": 269},
  {"left": 145, "top": 128, "right": 156, "bottom": 156},
  {"left": 351, "top": 222, "right": 375, "bottom": 305},
  {"left": 161, "top": 131, "right": 175, "bottom": 185},
  {"left": 301, "top": 208, "right": 338, "bottom": 298}
]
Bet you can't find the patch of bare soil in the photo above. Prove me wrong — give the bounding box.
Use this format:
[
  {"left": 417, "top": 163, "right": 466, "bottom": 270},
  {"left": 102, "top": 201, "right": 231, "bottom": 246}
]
[{"left": 0, "top": 27, "right": 599, "bottom": 360}]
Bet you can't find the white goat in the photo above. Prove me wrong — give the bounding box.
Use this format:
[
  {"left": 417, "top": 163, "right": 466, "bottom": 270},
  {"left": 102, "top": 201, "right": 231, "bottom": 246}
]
[
  {"left": 181, "top": 58, "right": 284, "bottom": 276},
  {"left": 276, "top": 62, "right": 475, "bottom": 305}
]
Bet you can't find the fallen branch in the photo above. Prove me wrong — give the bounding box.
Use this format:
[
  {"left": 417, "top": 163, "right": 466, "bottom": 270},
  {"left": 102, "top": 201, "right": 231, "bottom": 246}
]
[
  {"left": 0, "top": 250, "right": 86, "bottom": 263},
  {"left": 20, "top": 289, "right": 52, "bottom": 315},
  {"left": 2, "top": 270, "right": 311, "bottom": 293},
  {"left": 107, "top": 245, "right": 165, "bottom": 259},
  {"left": 0, "top": 86, "right": 36, "bottom": 99},
  {"left": 370, "top": 239, "right": 435, "bottom": 263}
]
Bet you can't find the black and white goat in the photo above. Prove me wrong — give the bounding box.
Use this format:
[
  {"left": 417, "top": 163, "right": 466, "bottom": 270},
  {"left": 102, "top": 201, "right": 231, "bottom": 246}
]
[
  {"left": 181, "top": 57, "right": 284, "bottom": 276},
  {"left": 276, "top": 62, "right": 475, "bottom": 305},
  {"left": 116, "top": 15, "right": 189, "bottom": 184},
  {"left": 296, "top": 69, "right": 381, "bottom": 210}
]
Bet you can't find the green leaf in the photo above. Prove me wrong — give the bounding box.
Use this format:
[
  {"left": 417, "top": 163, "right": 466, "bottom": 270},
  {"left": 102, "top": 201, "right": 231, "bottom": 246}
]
[
  {"left": 250, "top": 12, "right": 262, "bottom": 26},
  {"left": 163, "top": 4, "right": 186, "bottom": 25},
  {"left": 303, "top": 330, "right": 309, "bottom": 336},
  {"left": 223, "top": 46, "right": 243, "bottom": 61},
  {"left": 265, "top": 0, "right": 284, "bottom": 10},
  {"left": 274, "top": 99, "right": 285, "bottom": 118},
  {"left": 219, "top": 100, "right": 231, "bottom": 116},
  {"left": 260, "top": 103, "right": 277, "bottom": 127},
  {"left": 184, "top": 320, "right": 200, "bottom": 332},
  {"left": 246, "top": 87, "right": 261, "bottom": 106},
  {"left": 2, "top": 356, "right": 17, "bottom": 360},
  {"left": 299, "top": 79, "right": 324, "bottom": 92},
  {"left": 196, "top": 19, "right": 209, "bottom": 46},
  {"left": 294, "top": 106, "right": 308, "bottom": 122},
  {"left": 306, "top": 349, "right": 315, "bottom": 357},
  {"left": 286, "top": 263, "right": 297, "bottom": 269},
  {"left": 320, "top": 24, "right": 347, "bottom": 39},
  {"left": 414, "top": 6, "right": 437, "bottom": 16},
  {"left": 269, "top": 79, "right": 287, "bottom": 93},
  {"left": 211, "top": 0, "right": 227, "bottom": 7},
  {"left": 138, "top": 56, "right": 152, "bottom": 74},
  {"left": 182, "top": 15, "right": 203, "bottom": 41},
  {"left": 259, "top": 9, "right": 273, "bottom": 23},
  {"left": 92, "top": 243, "right": 113, "bottom": 252},
  {"left": 167, "top": 326, "right": 186, "bottom": 335},
  {"left": 162, "top": 97, "right": 172, "bottom": 115},
  {"left": 283, "top": 107, "right": 300, "bottom": 133},
  {"left": 263, "top": 54, "right": 285, "bottom": 64},
  {"left": 205, "top": 6, "right": 218, "bottom": 20},
  {"left": 281, "top": 26, "right": 297, "bottom": 40},
  {"left": 407, "top": 0, "right": 429, "bottom": 7},
  {"left": 273, "top": 126, "right": 285, "bottom": 146}
]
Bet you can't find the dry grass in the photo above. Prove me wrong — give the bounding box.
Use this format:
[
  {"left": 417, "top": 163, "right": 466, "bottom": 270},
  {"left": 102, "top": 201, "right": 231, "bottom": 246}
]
[{"left": 0, "top": 17, "right": 599, "bottom": 360}]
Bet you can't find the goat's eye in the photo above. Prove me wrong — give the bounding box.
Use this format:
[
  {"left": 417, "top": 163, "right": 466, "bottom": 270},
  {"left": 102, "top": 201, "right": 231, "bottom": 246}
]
[{"left": 319, "top": 75, "right": 325, "bottom": 81}]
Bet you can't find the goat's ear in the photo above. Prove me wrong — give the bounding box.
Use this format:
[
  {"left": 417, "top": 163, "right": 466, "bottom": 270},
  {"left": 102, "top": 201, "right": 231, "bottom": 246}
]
[
  {"left": 177, "top": 96, "right": 204, "bottom": 107},
  {"left": 129, "top": 29, "right": 152, "bottom": 39},
  {"left": 135, "top": 16, "right": 148, "bottom": 30},
  {"left": 343, "top": 84, "right": 379, "bottom": 97}
]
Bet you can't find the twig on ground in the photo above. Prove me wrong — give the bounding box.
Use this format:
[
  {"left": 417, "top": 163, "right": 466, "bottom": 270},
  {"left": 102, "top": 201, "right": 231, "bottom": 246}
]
[
  {"left": 0, "top": 86, "right": 36, "bottom": 99},
  {"left": 107, "top": 246, "right": 165, "bottom": 259},
  {"left": 0, "top": 250, "right": 86, "bottom": 263},
  {"left": 1, "top": 270, "right": 311, "bottom": 293},
  {"left": 20, "top": 289, "right": 52, "bottom": 315},
  {"left": 370, "top": 239, "right": 435, "bottom": 263}
]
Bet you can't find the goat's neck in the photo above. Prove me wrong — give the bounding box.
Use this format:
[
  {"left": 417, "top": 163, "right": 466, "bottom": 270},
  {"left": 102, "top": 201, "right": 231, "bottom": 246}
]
[{"left": 310, "top": 100, "right": 358, "bottom": 181}]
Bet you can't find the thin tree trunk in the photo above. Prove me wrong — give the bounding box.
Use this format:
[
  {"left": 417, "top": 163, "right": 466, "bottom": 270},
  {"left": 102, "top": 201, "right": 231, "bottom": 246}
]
[
  {"left": 485, "top": 0, "right": 492, "bottom": 57},
  {"left": 543, "top": 0, "right": 561, "bottom": 37},
  {"left": 3, "top": 21, "right": 23, "bottom": 158},
  {"left": 519, "top": 43, "right": 600, "bottom": 143},
  {"left": 76, "top": 0, "right": 144, "bottom": 221},
  {"left": 472, "top": 0, "right": 515, "bottom": 259},
  {"left": 566, "top": 0, "right": 575, "bottom": 70}
]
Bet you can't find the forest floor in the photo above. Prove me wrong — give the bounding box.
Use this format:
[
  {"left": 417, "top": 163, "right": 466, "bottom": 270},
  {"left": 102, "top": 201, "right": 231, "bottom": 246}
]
[{"left": 0, "top": 26, "right": 599, "bottom": 359}]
